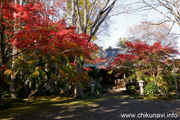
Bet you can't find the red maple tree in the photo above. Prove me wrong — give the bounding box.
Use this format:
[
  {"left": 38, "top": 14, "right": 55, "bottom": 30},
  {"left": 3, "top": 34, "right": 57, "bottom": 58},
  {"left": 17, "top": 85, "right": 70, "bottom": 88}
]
[
  {"left": 110, "top": 40, "right": 178, "bottom": 83},
  {"left": 0, "top": 0, "right": 98, "bottom": 102}
]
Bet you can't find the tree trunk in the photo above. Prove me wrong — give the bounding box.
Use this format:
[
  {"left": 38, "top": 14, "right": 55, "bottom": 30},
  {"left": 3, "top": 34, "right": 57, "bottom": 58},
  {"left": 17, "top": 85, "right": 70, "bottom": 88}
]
[
  {"left": 0, "top": 76, "right": 3, "bottom": 103},
  {"left": 10, "top": 0, "right": 23, "bottom": 98},
  {"left": 10, "top": 0, "right": 22, "bottom": 98},
  {"left": 0, "top": 54, "right": 7, "bottom": 103},
  {"left": 75, "top": 82, "right": 84, "bottom": 98},
  {"left": 10, "top": 73, "right": 17, "bottom": 98},
  {"left": 10, "top": 29, "right": 18, "bottom": 98},
  {"left": 71, "top": 0, "right": 117, "bottom": 98},
  {"left": 71, "top": 0, "right": 85, "bottom": 98},
  {"left": 75, "top": 57, "right": 85, "bottom": 98},
  {"left": 0, "top": 1, "right": 7, "bottom": 102},
  {"left": 10, "top": 45, "right": 17, "bottom": 98}
]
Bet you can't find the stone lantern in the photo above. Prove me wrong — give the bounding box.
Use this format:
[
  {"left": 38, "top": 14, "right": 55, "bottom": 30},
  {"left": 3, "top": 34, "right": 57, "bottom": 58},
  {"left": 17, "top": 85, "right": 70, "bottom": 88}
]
[
  {"left": 138, "top": 80, "right": 144, "bottom": 96},
  {"left": 90, "top": 81, "right": 96, "bottom": 95}
]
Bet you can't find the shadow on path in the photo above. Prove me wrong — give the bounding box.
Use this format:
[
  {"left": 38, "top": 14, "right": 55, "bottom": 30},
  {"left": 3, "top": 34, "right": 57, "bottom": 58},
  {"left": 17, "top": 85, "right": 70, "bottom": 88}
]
[{"left": 12, "top": 92, "right": 180, "bottom": 120}]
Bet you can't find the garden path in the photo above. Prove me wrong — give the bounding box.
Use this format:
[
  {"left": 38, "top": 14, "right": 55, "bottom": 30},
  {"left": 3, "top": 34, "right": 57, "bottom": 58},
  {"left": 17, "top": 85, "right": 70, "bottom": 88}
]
[{"left": 13, "top": 92, "right": 180, "bottom": 120}]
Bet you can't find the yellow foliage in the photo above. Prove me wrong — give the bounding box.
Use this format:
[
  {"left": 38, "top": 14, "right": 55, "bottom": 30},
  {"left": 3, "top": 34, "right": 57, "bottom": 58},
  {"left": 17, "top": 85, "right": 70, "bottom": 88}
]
[
  {"left": 107, "top": 70, "right": 113, "bottom": 75},
  {"left": 27, "top": 60, "right": 36, "bottom": 64},
  {"left": 35, "top": 67, "right": 40, "bottom": 70},
  {"left": 33, "top": 70, "right": 39, "bottom": 76},
  {"left": 91, "top": 36, "right": 97, "bottom": 41},
  {"left": 32, "top": 67, "right": 41, "bottom": 76},
  {"left": 4, "top": 69, "right": 13, "bottom": 75},
  {"left": 17, "top": 56, "right": 24, "bottom": 60}
]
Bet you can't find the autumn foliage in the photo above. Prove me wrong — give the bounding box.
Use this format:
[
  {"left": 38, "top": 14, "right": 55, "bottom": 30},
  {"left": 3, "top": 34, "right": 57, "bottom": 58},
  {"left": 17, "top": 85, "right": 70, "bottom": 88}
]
[
  {"left": 0, "top": 0, "right": 98, "bottom": 69},
  {"left": 110, "top": 40, "right": 178, "bottom": 85},
  {"left": 12, "top": 2, "right": 96, "bottom": 57},
  {"left": 111, "top": 40, "right": 178, "bottom": 67},
  {"left": 0, "top": 0, "right": 98, "bottom": 102}
]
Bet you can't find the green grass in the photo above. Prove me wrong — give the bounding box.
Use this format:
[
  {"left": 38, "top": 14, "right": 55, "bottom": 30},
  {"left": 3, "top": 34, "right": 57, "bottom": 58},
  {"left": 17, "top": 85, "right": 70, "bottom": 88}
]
[{"left": 133, "top": 92, "right": 179, "bottom": 100}]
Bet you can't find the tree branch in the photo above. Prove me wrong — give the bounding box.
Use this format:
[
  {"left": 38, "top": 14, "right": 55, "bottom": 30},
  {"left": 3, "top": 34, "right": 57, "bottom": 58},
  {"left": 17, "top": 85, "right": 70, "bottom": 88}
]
[
  {"left": 90, "top": 0, "right": 117, "bottom": 36},
  {"left": 75, "top": 0, "right": 83, "bottom": 33},
  {"left": 83, "top": 0, "right": 88, "bottom": 33},
  {"left": 142, "top": 0, "right": 180, "bottom": 26},
  {"left": 87, "top": 0, "right": 96, "bottom": 22}
]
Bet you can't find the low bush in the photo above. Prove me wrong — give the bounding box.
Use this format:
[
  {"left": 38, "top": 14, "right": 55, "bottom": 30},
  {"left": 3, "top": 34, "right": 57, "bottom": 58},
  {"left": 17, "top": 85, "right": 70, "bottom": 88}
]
[
  {"left": 144, "top": 83, "right": 158, "bottom": 97},
  {"left": 84, "top": 69, "right": 103, "bottom": 97},
  {"left": 127, "top": 85, "right": 136, "bottom": 95},
  {"left": 84, "top": 82, "right": 103, "bottom": 97}
]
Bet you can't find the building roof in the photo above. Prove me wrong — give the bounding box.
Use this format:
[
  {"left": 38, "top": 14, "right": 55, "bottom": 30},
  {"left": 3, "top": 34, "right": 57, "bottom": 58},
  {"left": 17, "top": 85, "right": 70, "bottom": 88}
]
[{"left": 84, "top": 48, "right": 128, "bottom": 69}]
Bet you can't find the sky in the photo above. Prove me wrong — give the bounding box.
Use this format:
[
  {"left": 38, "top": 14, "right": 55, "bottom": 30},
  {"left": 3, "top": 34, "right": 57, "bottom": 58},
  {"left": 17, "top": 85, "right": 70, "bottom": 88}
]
[{"left": 94, "top": 1, "right": 180, "bottom": 50}]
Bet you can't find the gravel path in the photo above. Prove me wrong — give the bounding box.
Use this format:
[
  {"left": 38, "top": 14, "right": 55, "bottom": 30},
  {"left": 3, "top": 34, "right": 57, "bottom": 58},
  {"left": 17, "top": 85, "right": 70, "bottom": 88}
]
[{"left": 14, "top": 92, "right": 180, "bottom": 120}]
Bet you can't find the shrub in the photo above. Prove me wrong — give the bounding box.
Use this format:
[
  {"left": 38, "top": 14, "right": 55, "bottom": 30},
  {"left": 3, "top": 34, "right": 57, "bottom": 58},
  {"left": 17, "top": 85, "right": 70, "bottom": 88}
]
[
  {"left": 158, "top": 85, "right": 170, "bottom": 96},
  {"left": 84, "top": 82, "right": 103, "bottom": 97},
  {"left": 127, "top": 85, "right": 136, "bottom": 95},
  {"left": 84, "top": 69, "right": 103, "bottom": 97},
  {"left": 94, "top": 82, "right": 103, "bottom": 95},
  {"left": 144, "top": 83, "right": 158, "bottom": 97}
]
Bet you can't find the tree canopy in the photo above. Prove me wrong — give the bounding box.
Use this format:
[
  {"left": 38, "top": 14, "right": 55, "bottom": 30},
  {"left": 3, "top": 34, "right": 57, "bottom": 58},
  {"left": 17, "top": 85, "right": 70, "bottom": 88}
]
[
  {"left": 0, "top": 0, "right": 98, "bottom": 102},
  {"left": 110, "top": 40, "right": 178, "bottom": 94}
]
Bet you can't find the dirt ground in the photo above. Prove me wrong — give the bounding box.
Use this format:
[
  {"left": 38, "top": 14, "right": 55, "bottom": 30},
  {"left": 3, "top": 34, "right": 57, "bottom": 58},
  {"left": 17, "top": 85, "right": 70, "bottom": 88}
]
[{"left": 11, "top": 92, "right": 180, "bottom": 120}]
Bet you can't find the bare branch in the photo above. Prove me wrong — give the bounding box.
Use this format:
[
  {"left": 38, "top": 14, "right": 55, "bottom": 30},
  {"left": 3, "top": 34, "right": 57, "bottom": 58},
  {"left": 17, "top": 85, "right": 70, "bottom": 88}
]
[
  {"left": 167, "top": 22, "right": 175, "bottom": 35},
  {"left": 75, "top": 0, "right": 83, "bottom": 33},
  {"left": 150, "top": 20, "right": 172, "bottom": 25},
  {"left": 142, "top": 0, "right": 180, "bottom": 27},
  {"left": 87, "top": 0, "right": 96, "bottom": 22},
  {"left": 90, "top": 0, "right": 117, "bottom": 36}
]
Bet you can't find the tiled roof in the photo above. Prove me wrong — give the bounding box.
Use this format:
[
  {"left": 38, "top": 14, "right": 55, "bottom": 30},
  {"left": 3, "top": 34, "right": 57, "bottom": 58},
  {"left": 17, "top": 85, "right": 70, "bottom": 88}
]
[{"left": 84, "top": 48, "right": 128, "bottom": 69}]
